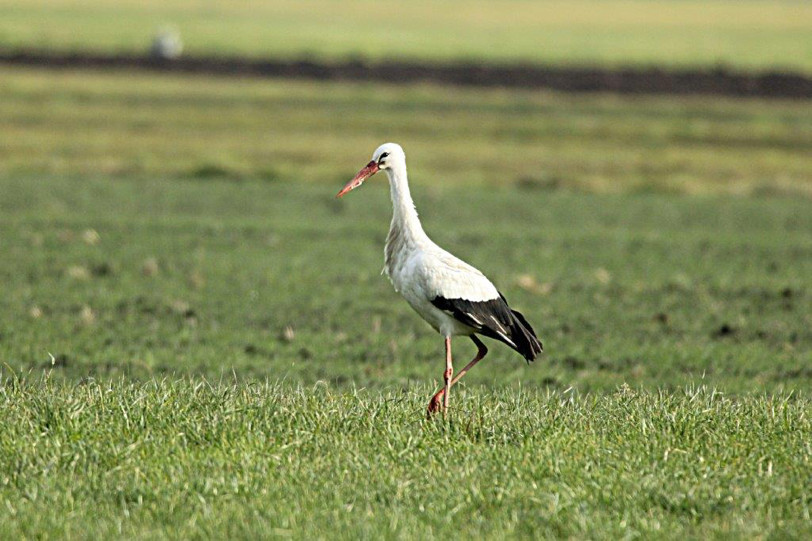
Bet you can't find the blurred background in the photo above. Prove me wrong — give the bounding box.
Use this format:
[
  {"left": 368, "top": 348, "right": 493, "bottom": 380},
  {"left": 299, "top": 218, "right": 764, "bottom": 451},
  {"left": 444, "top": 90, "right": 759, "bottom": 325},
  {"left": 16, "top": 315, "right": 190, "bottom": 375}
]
[{"left": 0, "top": 0, "right": 810, "bottom": 393}]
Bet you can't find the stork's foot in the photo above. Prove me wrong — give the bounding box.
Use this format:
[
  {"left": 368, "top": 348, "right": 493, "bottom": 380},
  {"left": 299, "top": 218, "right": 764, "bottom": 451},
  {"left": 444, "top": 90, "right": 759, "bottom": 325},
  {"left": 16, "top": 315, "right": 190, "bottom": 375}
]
[{"left": 426, "top": 390, "right": 445, "bottom": 418}]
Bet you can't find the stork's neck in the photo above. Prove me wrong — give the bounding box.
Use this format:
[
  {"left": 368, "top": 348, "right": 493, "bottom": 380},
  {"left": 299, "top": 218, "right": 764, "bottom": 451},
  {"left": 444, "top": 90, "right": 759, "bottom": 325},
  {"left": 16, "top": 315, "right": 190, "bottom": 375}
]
[{"left": 386, "top": 163, "right": 428, "bottom": 244}]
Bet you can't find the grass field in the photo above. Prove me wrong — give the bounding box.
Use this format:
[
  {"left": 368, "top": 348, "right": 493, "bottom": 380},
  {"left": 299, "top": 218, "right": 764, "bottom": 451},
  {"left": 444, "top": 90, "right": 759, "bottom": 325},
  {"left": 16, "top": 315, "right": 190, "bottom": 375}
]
[
  {"left": 0, "top": 378, "right": 808, "bottom": 538},
  {"left": 2, "top": 67, "right": 811, "bottom": 196},
  {"left": 1, "top": 0, "right": 811, "bottom": 73},
  {"left": 0, "top": 65, "right": 811, "bottom": 537},
  {"left": 1, "top": 172, "right": 811, "bottom": 393}
]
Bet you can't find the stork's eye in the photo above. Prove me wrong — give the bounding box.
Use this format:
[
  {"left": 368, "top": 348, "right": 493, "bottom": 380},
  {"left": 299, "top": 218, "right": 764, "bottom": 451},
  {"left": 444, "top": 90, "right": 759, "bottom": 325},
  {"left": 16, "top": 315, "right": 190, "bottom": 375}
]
[{"left": 379, "top": 152, "right": 389, "bottom": 161}]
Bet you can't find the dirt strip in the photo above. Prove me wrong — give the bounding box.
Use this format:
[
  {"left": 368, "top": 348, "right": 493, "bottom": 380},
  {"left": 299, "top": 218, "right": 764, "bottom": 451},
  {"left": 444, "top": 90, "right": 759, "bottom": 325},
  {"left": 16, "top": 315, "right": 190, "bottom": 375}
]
[{"left": 1, "top": 49, "right": 810, "bottom": 98}]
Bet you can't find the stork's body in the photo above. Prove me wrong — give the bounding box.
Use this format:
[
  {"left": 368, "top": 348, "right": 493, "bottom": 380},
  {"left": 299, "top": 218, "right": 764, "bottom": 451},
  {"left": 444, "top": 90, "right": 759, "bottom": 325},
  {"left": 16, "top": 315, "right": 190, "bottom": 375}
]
[{"left": 337, "top": 143, "right": 543, "bottom": 415}]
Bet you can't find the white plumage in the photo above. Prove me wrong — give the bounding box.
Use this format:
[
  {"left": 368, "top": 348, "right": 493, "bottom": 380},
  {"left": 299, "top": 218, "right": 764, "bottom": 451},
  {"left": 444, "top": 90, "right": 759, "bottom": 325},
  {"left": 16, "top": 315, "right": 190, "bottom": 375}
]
[
  {"left": 386, "top": 240, "right": 500, "bottom": 337},
  {"left": 337, "top": 142, "right": 542, "bottom": 415}
]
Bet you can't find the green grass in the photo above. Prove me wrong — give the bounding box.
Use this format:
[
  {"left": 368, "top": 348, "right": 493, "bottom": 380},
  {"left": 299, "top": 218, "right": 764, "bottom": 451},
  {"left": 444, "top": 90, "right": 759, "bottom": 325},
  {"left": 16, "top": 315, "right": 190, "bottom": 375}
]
[
  {"left": 1, "top": 67, "right": 811, "bottom": 197},
  {"left": 0, "top": 377, "right": 809, "bottom": 539},
  {"left": 1, "top": 0, "right": 811, "bottom": 73},
  {"left": 1, "top": 65, "right": 811, "bottom": 537},
  {"left": 1, "top": 174, "right": 810, "bottom": 393}
]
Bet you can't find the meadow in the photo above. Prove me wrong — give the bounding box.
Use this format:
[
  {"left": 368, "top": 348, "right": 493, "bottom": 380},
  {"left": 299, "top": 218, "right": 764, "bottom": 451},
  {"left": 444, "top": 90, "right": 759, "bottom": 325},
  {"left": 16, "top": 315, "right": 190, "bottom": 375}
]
[
  {"left": 2, "top": 67, "right": 811, "bottom": 196},
  {"left": 1, "top": 0, "right": 811, "bottom": 73},
  {"left": 0, "top": 379, "right": 808, "bottom": 538},
  {"left": 0, "top": 65, "right": 810, "bottom": 537}
]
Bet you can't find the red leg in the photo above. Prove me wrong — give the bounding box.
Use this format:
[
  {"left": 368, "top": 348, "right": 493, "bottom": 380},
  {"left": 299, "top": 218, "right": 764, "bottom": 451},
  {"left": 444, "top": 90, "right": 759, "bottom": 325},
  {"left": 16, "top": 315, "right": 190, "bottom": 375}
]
[
  {"left": 443, "top": 337, "right": 453, "bottom": 413},
  {"left": 427, "top": 336, "right": 488, "bottom": 417}
]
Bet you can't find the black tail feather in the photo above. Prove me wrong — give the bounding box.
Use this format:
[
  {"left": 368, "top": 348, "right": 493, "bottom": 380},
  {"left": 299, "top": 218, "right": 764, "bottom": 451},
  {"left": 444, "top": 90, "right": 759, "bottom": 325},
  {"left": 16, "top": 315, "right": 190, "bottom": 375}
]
[
  {"left": 508, "top": 308, "right": 543, "bottom": 363},
  {"left": 430, "top": 293, "right": 543, "bottom": 363}
]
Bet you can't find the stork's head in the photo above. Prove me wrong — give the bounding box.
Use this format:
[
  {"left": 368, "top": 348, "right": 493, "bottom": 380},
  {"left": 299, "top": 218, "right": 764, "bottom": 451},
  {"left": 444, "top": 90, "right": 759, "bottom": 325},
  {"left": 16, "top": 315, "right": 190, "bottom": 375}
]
[{"left": 336, "top": 142, "right": 405, "bottom": 198}]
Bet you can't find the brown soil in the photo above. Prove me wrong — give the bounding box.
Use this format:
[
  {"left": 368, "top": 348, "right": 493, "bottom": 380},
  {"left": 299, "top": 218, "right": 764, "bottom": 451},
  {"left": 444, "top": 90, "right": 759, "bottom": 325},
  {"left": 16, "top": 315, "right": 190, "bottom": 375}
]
[{"left": 1, "top": 49, "right": 810, "bottom": 98}]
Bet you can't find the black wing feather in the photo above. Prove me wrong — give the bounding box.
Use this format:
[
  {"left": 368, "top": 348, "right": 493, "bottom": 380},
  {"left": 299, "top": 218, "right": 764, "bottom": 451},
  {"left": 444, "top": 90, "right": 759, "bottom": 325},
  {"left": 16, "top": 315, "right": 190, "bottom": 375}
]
[{"left": 431, "top": 292, "right": 543, "bottom": 363}]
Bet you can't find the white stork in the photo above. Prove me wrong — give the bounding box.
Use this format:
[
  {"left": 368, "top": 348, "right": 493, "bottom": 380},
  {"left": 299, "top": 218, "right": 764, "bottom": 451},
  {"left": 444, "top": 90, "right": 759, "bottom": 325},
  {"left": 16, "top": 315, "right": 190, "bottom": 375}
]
[{"left": 336, "top": 143, "right": 543, "bottom": 415}]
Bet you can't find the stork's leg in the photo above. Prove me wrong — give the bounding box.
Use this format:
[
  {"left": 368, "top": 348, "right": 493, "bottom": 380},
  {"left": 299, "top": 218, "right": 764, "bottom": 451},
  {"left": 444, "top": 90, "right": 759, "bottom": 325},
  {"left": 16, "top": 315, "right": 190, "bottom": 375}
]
[
  {"left": 443, "top": 336, "right": 453, "bottom": 412},
  {"left": 427, "top": 336, "right": 488, "bottom": 417},
  {"left": 450, "top": 336, "right": 488, "bottom": 387}
]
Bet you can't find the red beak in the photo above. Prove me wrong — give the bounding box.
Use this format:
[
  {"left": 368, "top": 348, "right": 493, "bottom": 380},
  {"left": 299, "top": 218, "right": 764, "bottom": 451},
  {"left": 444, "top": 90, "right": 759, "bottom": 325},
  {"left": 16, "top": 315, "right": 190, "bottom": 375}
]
[{"left": 336, "top": 160, "right": 379, "bottom": 198}]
